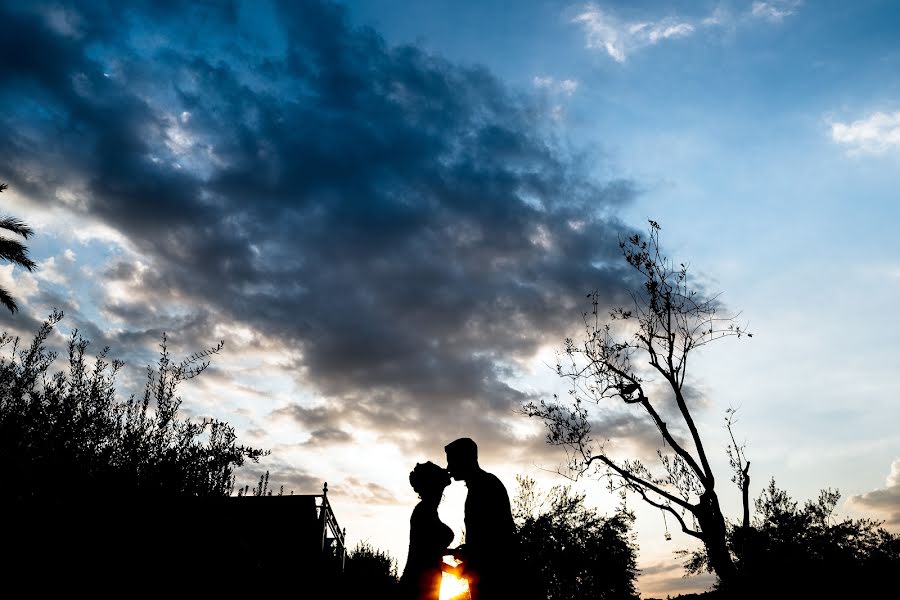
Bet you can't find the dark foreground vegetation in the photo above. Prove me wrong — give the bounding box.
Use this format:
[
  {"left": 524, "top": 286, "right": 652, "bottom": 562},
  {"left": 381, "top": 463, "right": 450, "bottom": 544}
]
[
  {"left": 1, "top": 310, "right": 267, "bottom": 501},
  {"left": 680, "top": 479, "right": 900, "bottom": 598},
  {"left": 1, "top": 297, "right": 897, "bottom": 597},
  {"left": 0, "top": 311, "right": 289, "bottom": 593},
  {"left": 0, "top": 311, "right": 640, "bottom": 595}
]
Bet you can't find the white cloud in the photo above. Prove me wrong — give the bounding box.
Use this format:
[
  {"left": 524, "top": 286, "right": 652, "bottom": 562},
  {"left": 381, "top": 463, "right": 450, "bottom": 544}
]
[
  {"left": 830, "top": 111, "right": 900, "bottom": 155},
  {"left": 572, "top": 6, "right": 627, "bottom": 62},
  {"left": 572, "top": 2, "right": 801, "bottom": 62},
  {"left": 0, "top": 264, "right": 39, "bottom": 305},
  {"left": 846, "top": 459, "right": 900, "bottom": 529},
  {"left": 751, "top": 1, "right": 801, "bottom": 23},
  {"left": 532, "top": 76, "right": 579, "bottom": 96},
  {"left": 639, "top": 21, "right": 695, "bottom": 44},
  {"left": 572, "top": 5, "right": 695, "bottom": 62},
  {"left": 36, "top": 256, "right": 69, "bottom": 286},
  {"left": 559, "top": 79, "right": 579, "bottom": 95}
]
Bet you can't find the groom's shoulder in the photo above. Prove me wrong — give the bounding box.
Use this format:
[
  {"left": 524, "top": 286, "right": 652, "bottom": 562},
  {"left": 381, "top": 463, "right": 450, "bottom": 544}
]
[{"left": 477, "top": 469, "right": 510, "bottom": 493}]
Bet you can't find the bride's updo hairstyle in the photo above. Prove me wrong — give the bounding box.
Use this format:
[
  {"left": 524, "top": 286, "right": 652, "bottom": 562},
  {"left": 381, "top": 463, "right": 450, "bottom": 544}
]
[{"left": 409, "top": 461, "right": 451, "bottom": 498}]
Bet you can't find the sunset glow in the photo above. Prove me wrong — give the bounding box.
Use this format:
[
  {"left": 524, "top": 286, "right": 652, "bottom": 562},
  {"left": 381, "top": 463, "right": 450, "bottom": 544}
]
[{"left": 439, "top": 572, "right": 470, "bottom": 600}]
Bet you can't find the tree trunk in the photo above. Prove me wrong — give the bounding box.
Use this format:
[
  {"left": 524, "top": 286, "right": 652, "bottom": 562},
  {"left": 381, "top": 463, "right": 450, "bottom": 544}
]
[{"left": 695, "top": 489, "right": 737, "bottom": 592}]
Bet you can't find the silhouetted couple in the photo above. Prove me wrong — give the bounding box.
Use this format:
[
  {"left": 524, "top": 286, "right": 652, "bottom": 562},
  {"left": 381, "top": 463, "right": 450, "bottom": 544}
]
[{"left": 400, "top": 438, "right": 516, "bottom": 600}]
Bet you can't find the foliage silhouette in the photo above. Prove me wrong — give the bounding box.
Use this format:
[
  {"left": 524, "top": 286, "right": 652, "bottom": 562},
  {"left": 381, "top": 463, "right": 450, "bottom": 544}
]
[
  {"left": 513, "top": 476, "right": 639, "bottom": 600},
  {"left": 680, "top": 479, "right": 900, "bottom": 597},
  {"left": 336, "top": 541, "right": 400, "bottom": 599},
  {"left": 524, "top": 220, "right": 752, "bottom": 591},
  {"left": 0, "top": 311, "right": 275, "bottom": 593},
  {"left": 0, "top": 310, "right": 268, "bottom": 500},
  {"left": 0, "top": 182, "right": 37, "bottom": 313},
  {"left": 236, "top": 469, "right": 288, "bottom": 496}
]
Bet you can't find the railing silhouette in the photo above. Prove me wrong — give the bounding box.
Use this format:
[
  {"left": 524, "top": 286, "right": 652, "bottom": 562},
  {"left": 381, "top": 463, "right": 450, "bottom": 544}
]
[{"left": 315, "top": 482, "right": 347, "bottom": 571}]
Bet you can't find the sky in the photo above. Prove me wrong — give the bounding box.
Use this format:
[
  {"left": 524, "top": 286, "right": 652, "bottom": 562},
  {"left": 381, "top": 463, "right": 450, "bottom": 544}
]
[{"left": 2, "top": 0, "right": 900, "bottom": 596}]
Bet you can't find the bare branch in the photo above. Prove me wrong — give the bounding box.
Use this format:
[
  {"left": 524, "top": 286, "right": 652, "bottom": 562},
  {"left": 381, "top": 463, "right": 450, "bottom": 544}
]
[
  {"left": 587, "top": 454, "right": 694, "bottom": 512},
  {"left": 634, "top": 487, "right": 704, "bottom": 540}
]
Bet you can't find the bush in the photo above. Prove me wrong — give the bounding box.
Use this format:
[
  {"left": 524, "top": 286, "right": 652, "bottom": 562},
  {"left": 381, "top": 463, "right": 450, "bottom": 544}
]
[
  {"left": 336, "top": 542, "right": 399, "bottom": 599},
  {"left": 0, "top": 311, "right": 274, "bottom": 593},
  {"left": 0, "top": 310, "right": 267, "bottom": 500}
]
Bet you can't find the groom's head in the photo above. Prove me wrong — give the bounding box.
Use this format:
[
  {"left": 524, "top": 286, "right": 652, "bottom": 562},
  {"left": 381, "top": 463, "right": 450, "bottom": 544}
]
[{"left": 445, "top": 437, "right": 478, "bottom": 481}]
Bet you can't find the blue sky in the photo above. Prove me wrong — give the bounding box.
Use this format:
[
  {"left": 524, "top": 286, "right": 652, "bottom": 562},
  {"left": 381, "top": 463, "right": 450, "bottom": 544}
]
[{"left": 2, "top": 1, "right": 900, "bottom": 596}]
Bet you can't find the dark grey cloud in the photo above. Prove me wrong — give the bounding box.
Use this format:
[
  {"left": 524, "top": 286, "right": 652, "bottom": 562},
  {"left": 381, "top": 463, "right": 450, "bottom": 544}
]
[
  {"left": 271, "top": 404, "right": 353, "bottom": 446},
  {"left": 0, "top": 1, "right": 639, "bottom": 456}
]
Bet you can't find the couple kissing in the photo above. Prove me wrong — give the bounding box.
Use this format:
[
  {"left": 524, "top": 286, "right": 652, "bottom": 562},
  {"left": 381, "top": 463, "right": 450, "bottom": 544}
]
[{"left": 399, "top": 438, "right": 516, "bottom": 600}]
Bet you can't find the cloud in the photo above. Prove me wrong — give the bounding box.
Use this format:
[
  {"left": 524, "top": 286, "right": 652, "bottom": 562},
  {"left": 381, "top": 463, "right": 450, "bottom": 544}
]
[
  {"left": 572, "top": 5, "right": 695, "bottom": 62},
  {"left": 572, "top": 2, "right": 801, "bottom": 62},
  {"left": 638, "top": 558, "right": 716, "bottom": 596},
  {"left": 533, "top": 76, "right": 579, "bottom": 121},
  {"left": 0, "top": 264, "right": 39, "bottom": 306},
  {"left": 0, "top": 0, "right": 640, "bottom": 465},
  {"left": 846, "top": 459, "right": 900, "bottom": 528},
  {"left": 830, "top": 111, "right": 900, "bottom": 155},
  {"left": 234, "top": 463, "right": 320, "bottom": 496},
  {"left": 532, "top": 76, "right": 579, "bottom": 96},
  {"left": 340, "top": 477, "right": 401, "bottom": 506},
  {"left": 750, "top": 1, "right": 801, "bottom": 23}
]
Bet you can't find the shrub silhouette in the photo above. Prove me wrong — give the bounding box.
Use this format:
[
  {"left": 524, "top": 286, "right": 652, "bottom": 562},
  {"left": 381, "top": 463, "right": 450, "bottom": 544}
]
[
  {"left": 0, "top": 311, "right": 271, "bottom": 593},
  {"left": 336, "top": 542, "right": 399, "bottom": 599},
  {"left": 0, "top": 310, "right": 267, "bottom": 500}
]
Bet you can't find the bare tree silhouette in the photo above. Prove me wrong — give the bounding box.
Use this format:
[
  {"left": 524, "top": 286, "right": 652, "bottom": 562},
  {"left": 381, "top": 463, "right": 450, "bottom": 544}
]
[{"left": 525, "top": 220, "right": 751, "bottom": 592}]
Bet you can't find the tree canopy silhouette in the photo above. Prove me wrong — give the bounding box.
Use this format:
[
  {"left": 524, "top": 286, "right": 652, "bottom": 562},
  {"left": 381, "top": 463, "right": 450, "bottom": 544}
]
[
  {"left": 513, "top": 475, "right": 639, "bottom": 600},
  {"left": 680, "top": 479, "right": 900, "bottom": 597},
  {"left": 524, "top": 220, "right": 751, "bottom": 591},
  {"left": 0, "top": 182, "right": 37, "bottom": 313}
]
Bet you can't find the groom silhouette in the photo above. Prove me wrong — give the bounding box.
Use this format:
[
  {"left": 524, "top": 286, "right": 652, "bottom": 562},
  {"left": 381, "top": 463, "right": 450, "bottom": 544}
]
[{"left": 445, "top": 438, "right": 515, "bottom": 600}]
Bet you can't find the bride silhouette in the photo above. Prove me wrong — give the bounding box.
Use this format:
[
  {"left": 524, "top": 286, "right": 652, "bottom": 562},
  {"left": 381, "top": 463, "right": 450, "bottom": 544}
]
[{"left": 400, "top": 461, "right": 455, "bottom": 600}]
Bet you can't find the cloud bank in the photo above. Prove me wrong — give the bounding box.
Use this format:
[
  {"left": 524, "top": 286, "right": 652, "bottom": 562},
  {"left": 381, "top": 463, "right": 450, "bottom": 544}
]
[{"left": 0, "top": 0, "right": 638, "bottom": 465}]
